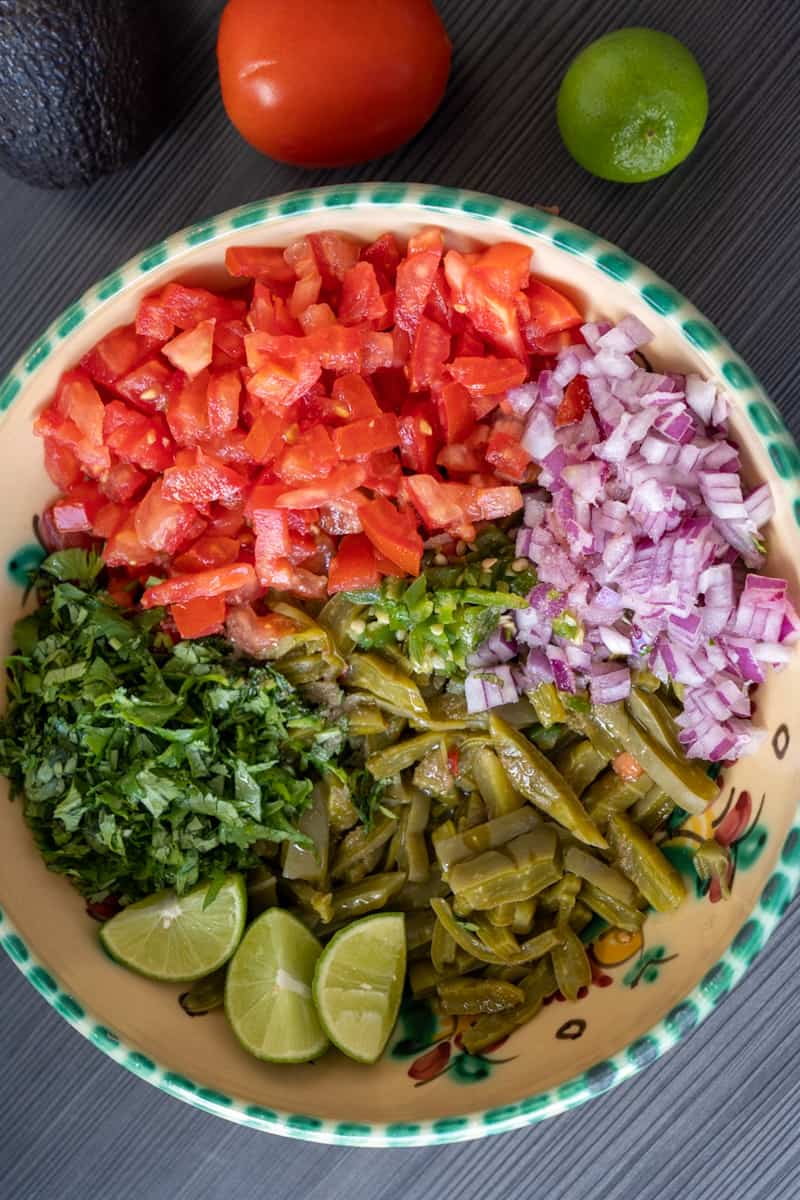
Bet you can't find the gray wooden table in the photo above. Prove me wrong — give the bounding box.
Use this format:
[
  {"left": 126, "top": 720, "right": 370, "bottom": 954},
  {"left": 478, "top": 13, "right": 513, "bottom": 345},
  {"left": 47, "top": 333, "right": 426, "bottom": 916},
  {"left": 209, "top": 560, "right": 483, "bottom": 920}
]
[{"left": 1, "top": 1, "right": 799, "bottom": 1196}]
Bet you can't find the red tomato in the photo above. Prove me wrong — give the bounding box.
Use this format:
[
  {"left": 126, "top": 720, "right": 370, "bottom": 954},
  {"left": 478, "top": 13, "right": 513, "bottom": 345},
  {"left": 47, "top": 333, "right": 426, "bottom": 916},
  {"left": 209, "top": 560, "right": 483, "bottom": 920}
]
[
  {"left": 361, "top": 450, "right": 404, "bottom": 498},
  {"left": 117, "top": 359, "right": 173, "bottom": 413},
  {"left": 276, "top": 424, "right": 338, "bottom": 484},
  {"left": 327, "top": 533, "right": 380, "bottom": 593},
  {"left": 173, "top": 535, "right": 240, "bottom": 574},
  {"left": 338, "top": 262, "right": 387, "bottom": 326},
  {"left": 51, "top": 482, "right": 106, "bottom": 534},
  {"left": 162, "top": 448, "right": 248, "bottom": 509},
  {"left": 141, "top": 563, "right": 257, "bottom": 609},
  {"left": 103, "top": 514, "right": 157, "bottom": 568},
  {"left": 405, "top": 475, "right": 465, "bottom": 531},
  {"left": 485, "top": 417, "right": 532, "bottom": 483},
  {"left": 171, "top": 595, "right": 227, "bottom": 639},
  {"left": 333, "top": 413, "right": 399, "bottom": 460},
  {"left": 398, "top": 400, "right": 440, "bottom": 474},
  {"left": 395, "top": 247, "right": 441, "bottom": 334},
  {"left": 408, "top": 316, "right": 450, "bottom": 391},
  {"left": 93, "top": 502, "right": 127, "bottom": 540},
  {"left": 226, "top": 604, "right": 303, "bottom": 656},
  {"left": 136, "top": 295, "right": 175, "bottom": 342},
  {"left": 101, "top": 462, "right": 148, "bottom": 504},
  {"left": 556, "top": 376, "right": 592, "bottom": 427},
  {"left": 360, "top": 496, "right": 422, "bottom": 576},
  {"left": 524, "top": 278, "right": 583, "bottom": 342},
  {"left": 217, "top": 0, "right": 451, "bottom": 167},
  {"left": 57, "top": 371, "right": 105, "bottom": 446},
  {"left": 330, "top": 375, "right": 381, "bottom": 422},
  {"left": 274, "top": 463, "right": 368, "bottom": 508},
  {"left": 158, "top": 283, "right": 246, "bottom": 331},
  {"left": 436, "top": 382, "right": 475, "bottom": 445},
  {"left": 43, "top": 438, "right": 82, "bottom": 491},
  {"left": 447, "top": 356, "right": 527, "bottom": 399},
  {"left": 103, "top": 402, "right": 175, "bottom": 473},
  {"left": 163, "top": 320, "right": 216, "bottom": 379},
  {"left": 225, "top": 245, "right": 295, "bottom": 285},
  {"left": 207, "top": 371, "right": 241, "bottom": 436},
  {"left": 166, "top": 373, "right": 211, "bottom": 445},
  {"left": 361, "top": 233, "right": 401, "bottom": 290},
  {"left": 244, "top": 410, "right": 284, "bottom": 462},
  {"left": 318, "top": 493, "right": 365, "bottom": 535},
  {"left": 80, "top": 325, "right": 148, "bottom": 388},
  {"left": 134, "top": 480, "right": 206, "bottom": 554}
]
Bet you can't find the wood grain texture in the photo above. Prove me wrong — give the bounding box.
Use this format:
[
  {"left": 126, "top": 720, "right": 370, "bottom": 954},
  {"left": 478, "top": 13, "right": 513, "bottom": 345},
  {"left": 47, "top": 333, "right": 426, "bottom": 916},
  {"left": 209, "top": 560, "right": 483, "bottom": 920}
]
[{"left": 1, "top": 0, "right": 798, "bottom": 1196}]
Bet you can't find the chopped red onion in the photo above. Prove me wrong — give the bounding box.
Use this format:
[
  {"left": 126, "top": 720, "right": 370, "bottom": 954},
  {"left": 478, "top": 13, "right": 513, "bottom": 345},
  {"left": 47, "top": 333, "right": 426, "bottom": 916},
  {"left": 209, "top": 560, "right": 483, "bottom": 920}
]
[
  {"left": 546, "top": 645, "right": 576, "bottom": 693},
  {"left": 596, "top": 314, "right": 653, "bottom": 353},
  {"left": 521, "top": 406, "right": 557, "bottom": 461},
  {"left": 465, "top": 665, "right": 519, "bottom": 713},
  {"left": 685, "top": 375, "right": 716, "bottom": 424},
  {"left": 590, "top": 661, "right": 631, "bottom": 703},
  {"left": 505, "top": 382, "right": 538, "bottom": 418}
]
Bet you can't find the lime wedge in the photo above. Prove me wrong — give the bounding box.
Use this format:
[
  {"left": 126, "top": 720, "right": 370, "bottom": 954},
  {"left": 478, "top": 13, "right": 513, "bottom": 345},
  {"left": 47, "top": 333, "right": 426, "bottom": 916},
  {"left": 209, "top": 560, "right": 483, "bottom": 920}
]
[
  {"left": 312, "top": 913, "right": 406, "bottom": 1064},
  {"left": 225, "top": 908, "right": 328, "bottom": 1063},
  {"left": 99, "top": 874, "right": 246, "bottom": 983}
]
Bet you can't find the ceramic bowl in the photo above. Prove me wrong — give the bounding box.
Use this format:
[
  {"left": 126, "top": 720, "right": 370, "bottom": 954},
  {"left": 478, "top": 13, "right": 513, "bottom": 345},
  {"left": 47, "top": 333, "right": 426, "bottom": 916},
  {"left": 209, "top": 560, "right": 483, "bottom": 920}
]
[{"left": 1, "top": 184, "right": 799, "bottom": 1148}]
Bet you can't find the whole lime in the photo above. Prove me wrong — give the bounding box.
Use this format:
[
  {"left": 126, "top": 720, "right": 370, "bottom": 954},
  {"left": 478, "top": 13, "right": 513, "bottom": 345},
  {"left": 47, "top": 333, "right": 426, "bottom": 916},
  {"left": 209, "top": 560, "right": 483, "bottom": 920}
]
[{"left": 557, "top": 27, "right": 708, "bottom": 183}]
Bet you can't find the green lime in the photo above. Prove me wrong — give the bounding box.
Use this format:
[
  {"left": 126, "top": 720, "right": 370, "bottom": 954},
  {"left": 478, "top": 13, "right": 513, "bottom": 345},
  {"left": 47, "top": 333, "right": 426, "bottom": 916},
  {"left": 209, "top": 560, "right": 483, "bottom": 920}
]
[
  {"left": 557, "top": 27, "right": 708, "bottom": 182},
  {"left": 225, "top": 908, "right": 328, "bottom": 1063},
  {"left": 100, "top": 874, "right": 246, "bottom": 982},
  {"left": 312, "top": 913, "right": 406, "bottom": 1064}
]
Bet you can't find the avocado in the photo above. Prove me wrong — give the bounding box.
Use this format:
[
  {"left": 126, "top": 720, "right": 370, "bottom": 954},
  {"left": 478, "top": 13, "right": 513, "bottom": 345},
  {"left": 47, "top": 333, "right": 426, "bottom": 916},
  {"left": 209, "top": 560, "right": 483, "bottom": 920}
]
[{"left": 0, "top": 0, "right": 164, "bottom": 189}]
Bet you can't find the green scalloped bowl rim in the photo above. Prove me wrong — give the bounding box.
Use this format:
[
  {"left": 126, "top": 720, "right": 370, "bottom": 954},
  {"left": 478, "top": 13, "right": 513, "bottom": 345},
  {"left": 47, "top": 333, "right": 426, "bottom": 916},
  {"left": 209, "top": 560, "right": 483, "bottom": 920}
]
[{"left": 1, "top": 183, "right": 799, "bottom": 1148}]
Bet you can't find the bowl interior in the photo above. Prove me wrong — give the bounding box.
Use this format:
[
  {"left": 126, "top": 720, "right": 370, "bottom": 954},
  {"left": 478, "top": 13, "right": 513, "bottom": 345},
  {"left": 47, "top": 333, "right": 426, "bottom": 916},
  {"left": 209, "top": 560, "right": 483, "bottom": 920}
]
[{"left": 1, "top": 187, "right": 798, "bottom": 1146}]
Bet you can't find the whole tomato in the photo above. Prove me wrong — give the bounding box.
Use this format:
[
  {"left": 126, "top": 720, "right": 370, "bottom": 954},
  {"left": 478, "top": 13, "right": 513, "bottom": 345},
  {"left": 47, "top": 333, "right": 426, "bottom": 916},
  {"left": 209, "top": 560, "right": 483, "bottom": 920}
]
[{"left": 217, "top": 0, "right": 451, "bottom": 167}]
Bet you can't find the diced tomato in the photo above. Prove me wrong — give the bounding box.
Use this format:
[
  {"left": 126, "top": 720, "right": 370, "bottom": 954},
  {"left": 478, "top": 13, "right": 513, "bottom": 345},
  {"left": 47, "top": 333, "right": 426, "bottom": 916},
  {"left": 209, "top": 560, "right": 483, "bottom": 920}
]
[
  {"left": 405, "top": 474, "right": 466, "bottom": 530},
  {"left": 141, "top": 563, "right": 257, "bottom": 608},
  {"left": 318, "top": 492, "right": 366, "bottom": 535},
  {"left": 524, "top": 278, "right": 583, "bottom": 343},
  {"left": 327, "top": 533, "right": 380, "bottom": 593},
  {"left": 56, "top": 370, "right": 105, "bottom": 445},
  {"left": 207, "top": 370, "right": 241, "bottom": 436},
  {"left": 80, "top": 325, "right": 148, "bottom": 388},
  {"left": 117, "top": 359, "right": 173, "bottom": 412},
  {"left": 311, "top": 323, "right": 363, "bottom": 372},
  {"left": 408, "top": 316, "right": 450, "bottom": 391},
  {"left": 254, "top": 511, "right": 293, "bottom": 569},
  {"left": 244, "top": 410, "right": 283, "bottom": 462},
  {"left": 136, "top": 295, "right": 175, "bottom": 341},
  {"left": 408, "top": 228, "right": 444, "bottom": 256},
  {"left": 204, "top": 430, "right": 253, "bottom": 467},
  {"left": 329, "top": 374, "right": 381, "bottom": 421},
  {"left": 103, "top": 513, "right": 157, "bottom": 568},
  {"left": 214, "top": 318, "right": 249, "bottom": 366},
  {"left": 556, "top": 376, "right": 592, "bottom": 427},
  {"left": 256, "top": 557, "right": 327, "bottom": 599},
  {"left": 436, "top": 381, "right": 475, "bottom": 445},
  {"left": 394, "top": 247, "right": 441, "bottom": 334},
  {"left": 246, "top": 344, "right": 322, "bottom": 410},
  {"left": 453, "top": 325, "right": 486, "bottom": 358},
  {"left": 244, "top": 482, "right": 285, "bottom": 520},
  {"left": 360, "top": 496, "right": 423, "bottom": 576},
  {"left": 276, "top": 424, "right": 338, "bottom": 483},
  {"left": 299, "top": 302, "right": 336, "bottom": 334},
  {"left": 285, "top": 237, "right": 323, "bottom": 316},
  {"left": 338, "top": 261, "right": 387, "bottom": 326},
  {"left": 436, "top": 443, "right": 484, "bottom": 474},
  {"left": 447, "top": 356, "right": 527, "bottom": 398},
  {"left": 226, "top": 604, "right": 303, "bottom": 657},
  {"left": 463, "top": 272, "right": 526, "bottom": 360},
  {"left": 333, "top": 412, "right": 399, "bottom": 460},
  {"left": 158, "top": 282, "right": 246, "bottom": 330},
  {"left": 102, "top": 461, "right": 148, "bottom": 503},
  {"left": 248, "top": 283, "right": 300, "bottom": 336},
  {"left": 612, "top": 752, "right": 644, "bottom": 782},
  {"left": 162, "top": 447, "right": 248, "bottom": 508},
  {"left": 225, "top": 245, "right": 295, "bottom": 284},
  {"left": 173, "top": 534, "right": 240, "bottom": 573},
  {"left": 470, "top": 243, "right": 532, "bottom": 296},
  {"left": 447, "top": 746, "right": 460, "bottom": 776},
  {"left": 423, "top": 268, "right": 455, "bottom": 331},
  {"left": 92, "top": 501, "right": 127, "bottom": 539},
  {"left": 459, "top": 483, "right": 523, "bottom": 521},
  {"left": 360, "top": 450, "right": 403, "bottom": 498},
  {"left": 104, "top": 401, "right": 175, "bottom": 472},
  {"left": 44, "top": 438, "right": 82, "bottom": 490},
  {"left": 171, "top": 595, "right": 227, "bottom": 639},
  {"left": 166, "top": 373, "right": 211, "bottom": 445},
  {"left": 36, "top": 502, "right": 94, "bottom": 553},
  {"left": 134, "top": 479, "right": 206, "bottom": 554},
  {"left": 308, "top": 232, "right": 360, "bottom": 291},
  {"left": 359, "top": 330, "right": 397, "bottom": 373},
  {"left": 204, "top": 502, "right": 247, "bottom": 538},
  {"left": 398, "top": 400, "right": 439, "bottom": 474},
  {"left": 51, "top": 481, "right": 105, "bottom": 533},
  {"left": 485, "top": 417, "right": 532, "bottom": 483},
  {"left": 361, "top": 232, "right": 401, "bottom": 290},
  {"left": 274, "top": 463, "right": 368, "bottom": 508},
  {"left": 162, "top": 319, "right": 216, "bottom": 379}
]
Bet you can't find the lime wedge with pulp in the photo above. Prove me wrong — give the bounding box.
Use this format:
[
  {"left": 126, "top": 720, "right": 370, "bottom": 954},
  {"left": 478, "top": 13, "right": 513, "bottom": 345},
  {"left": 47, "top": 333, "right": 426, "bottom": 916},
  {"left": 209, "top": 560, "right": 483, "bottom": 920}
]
[
  {"left": 225, "top": 907, "right": 328, "bottom": 1063},
  {"left": 313, "top": 913, "right": 406, "bottom": 1064},
  {"left": 557, "top": 27, "right": 708, "bottom": 182},
  {"left": 100, "top": 874, "right": 246, "bottom": 982}
]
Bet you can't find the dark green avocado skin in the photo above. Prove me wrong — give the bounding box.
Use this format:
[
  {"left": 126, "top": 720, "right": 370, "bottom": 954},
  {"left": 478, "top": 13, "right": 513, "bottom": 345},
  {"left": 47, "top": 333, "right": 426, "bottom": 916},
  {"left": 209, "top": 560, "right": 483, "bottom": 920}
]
[{"left": 0, "top": 0, "right": 163, "bottom": 189}]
